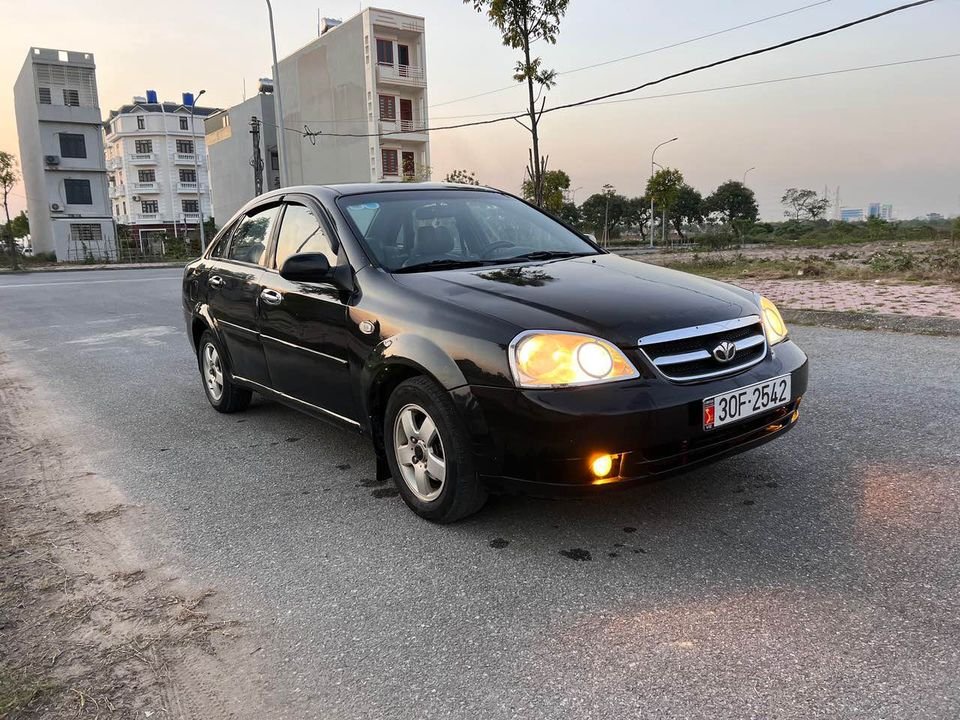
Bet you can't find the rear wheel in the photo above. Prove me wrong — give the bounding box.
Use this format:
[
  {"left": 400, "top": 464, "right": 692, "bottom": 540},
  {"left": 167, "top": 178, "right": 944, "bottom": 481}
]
[
  {"left": 385, "top": 377, "right": 487, "bottom": 523},
  {"left": 198, "top": 330, "right": 251, "bottom": 413}
]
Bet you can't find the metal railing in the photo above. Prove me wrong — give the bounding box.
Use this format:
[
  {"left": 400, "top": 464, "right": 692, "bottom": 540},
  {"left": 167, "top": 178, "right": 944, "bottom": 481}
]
[{"left": 376, "top": 62, "right": 426, "bottom": 86}]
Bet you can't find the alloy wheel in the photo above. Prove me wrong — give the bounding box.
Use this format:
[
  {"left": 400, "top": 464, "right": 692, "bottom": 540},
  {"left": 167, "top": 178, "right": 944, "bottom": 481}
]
[
  {"left": 393, "top": 403, "right": 446, "bottom": 502},
  {"left": 202, "top": 343, "right": 224, "bottom": 402}
]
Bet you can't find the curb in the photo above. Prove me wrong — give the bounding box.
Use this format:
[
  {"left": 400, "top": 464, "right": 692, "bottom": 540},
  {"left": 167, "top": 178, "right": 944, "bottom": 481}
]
[
  {"left": 783, "top": 308, "right": 960, "bottom": 337},
  {"left": 0, "top": 262, "right": 188, "bottom": 274}
]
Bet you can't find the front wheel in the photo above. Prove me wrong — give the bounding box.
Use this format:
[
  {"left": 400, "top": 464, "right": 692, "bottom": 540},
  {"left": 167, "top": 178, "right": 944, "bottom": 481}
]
[
  {"left": 385, "top": 377, "right": 487, "bottom": 523},
  {"left": 198, "top": 330, "right": 252, "bottom": 413}
]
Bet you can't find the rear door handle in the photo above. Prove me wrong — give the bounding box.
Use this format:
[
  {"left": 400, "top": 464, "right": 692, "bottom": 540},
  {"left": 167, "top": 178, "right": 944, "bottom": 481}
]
[
  {"left": 260, "top": 288, "right": 283, "bottom": 306},
  {"left": 209, "top": 275, "right": 224, "bottom": 288}
]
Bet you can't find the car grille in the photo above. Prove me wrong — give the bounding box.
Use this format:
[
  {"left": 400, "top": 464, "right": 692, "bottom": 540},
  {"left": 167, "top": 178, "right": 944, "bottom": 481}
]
[{"left": 637, "top": 315, "right": 767, "bottom": 383}]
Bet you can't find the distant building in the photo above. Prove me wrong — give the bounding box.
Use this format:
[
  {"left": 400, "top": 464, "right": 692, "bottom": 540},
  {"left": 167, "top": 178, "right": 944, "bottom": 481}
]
[
  {"left": 276, "top": 7, "right": 430, "bottom": 184},
  {"left": 840, "top": 207, "right": 865, "bottom": 223},
  {"left": 104, "top": 93, "right": 218, "bottom": 252},
  {"left": 880, "top": 204, "right": 893, "bottom": 221},
  {"left": 13, "top": 47, "right": 116, "bottom": 261},
  {"left": 927, "top": 212, "right": 944, "bottom": 222},
  {"left": 867, "top": 202, "right": 881, "bottom": 219},
  {"left": 205, "top": 81, "right": 281, "bottom": 225}
]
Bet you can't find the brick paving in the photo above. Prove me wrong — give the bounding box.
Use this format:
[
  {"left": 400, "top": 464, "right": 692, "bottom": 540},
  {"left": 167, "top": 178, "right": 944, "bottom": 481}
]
[{"left": 734, "top": 279, "right": 960, "bottom": 320}]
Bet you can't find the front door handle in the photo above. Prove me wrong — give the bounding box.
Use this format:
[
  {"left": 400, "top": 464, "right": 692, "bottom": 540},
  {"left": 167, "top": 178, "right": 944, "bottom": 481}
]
[
  {"left": 260, "top": 288, "right": 283, "bottom": 306},
  {"left": 209, "top": 275, "right": 224, "bottom": 288}
]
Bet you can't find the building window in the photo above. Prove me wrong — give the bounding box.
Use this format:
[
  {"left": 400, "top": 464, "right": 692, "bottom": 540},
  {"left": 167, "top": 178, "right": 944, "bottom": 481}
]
[
  {"left": 376, "top": 38, "right": 393, "bottom": 65},
  {"left": 137, "top": 115, "right": 145, "bottom": 130},
  {"left": 38, "top": 87, "right": 52, "bottom": 104},
  {"left": 270, "top": 150, "right": 279, "bottom": 171},
  {"left": 69, "top": 224, "right": 103, "bottom": 243},
  {"left": 179, "top": 168, "right": 196, "bottom": 183},
  {"left": 179, "top": 116, "right": 189, "bottom": 131},
  {"left": 182, "top": 199, "right": 199, "bottom": 214},
  {"left": 63, "top": 89, "right": 80, "bottom": 106},
  {"left": 59, "top": 133, "right": 87, "bottom": 159},
  {"left": 135, "top": 139, "right": 153, "bottom": 154},
  {"left": 176, "top": 139, "right": 194, "bottom": 154},
  {"left": 402, "top": 151, "right": 415, "bottom": 178},
  {"left": 378, "top": 95, "right": 396, "bottom": 121},
  {"left": 64, "top": 179, "right": 92, "bottom": 205},
  {"left": 138, "top": 169, "right": 156, "bottom": 183},
  {"left": 381, "top": 149, "right": 399, "bottom": 176},
  {"left": 141, "top": 200, "right": 159, "bottom": 214}
]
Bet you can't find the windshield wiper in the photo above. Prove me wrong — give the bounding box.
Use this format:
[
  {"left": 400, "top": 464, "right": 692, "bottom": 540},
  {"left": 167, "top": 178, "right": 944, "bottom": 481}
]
[
  {"left": 493, "top": 250, "right": 595, "bottom": 263},
  {"left": 393, "top": 258, "right": 495, "bottom": 274}
]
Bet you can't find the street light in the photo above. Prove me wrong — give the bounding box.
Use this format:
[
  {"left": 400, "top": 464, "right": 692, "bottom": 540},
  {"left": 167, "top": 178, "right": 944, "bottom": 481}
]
[
  {"left": 743, "top": 166, "right": 756, "bottom": 184},
  {"left": 266, "top": 0, "right": 289, "bottom": 187},
  {"left": 190, "top": 89, "right": 207, "bottom": 251},
  {"left": 649, "top": 137, "right": 678, "bottom": 248}
]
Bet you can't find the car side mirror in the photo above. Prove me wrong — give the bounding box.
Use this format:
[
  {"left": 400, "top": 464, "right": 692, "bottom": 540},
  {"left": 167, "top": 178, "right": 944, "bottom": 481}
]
[{"left": 279, "top": 253, "right": 332, "bottom": 283}]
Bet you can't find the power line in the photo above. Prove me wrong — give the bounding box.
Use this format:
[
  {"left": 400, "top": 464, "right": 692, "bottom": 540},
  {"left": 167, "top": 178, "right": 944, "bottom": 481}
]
[
  {"left": 428, "top": 0, "right": 835, "bottom": 109},
  {"left": 273, "top": 0, "right": 938, "bottom": 140}
]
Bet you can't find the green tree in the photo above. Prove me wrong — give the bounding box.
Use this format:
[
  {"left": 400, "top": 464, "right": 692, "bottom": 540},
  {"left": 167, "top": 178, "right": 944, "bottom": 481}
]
[
  {"left": 668, "top": 184, "right": 704, "bottom": 240},
  {"left": 646, "top": 167, "right": 684, "bottom": 214},
  {"left": 443, "top": 168, "right": 480, "bottom": 185},
  {"left": 705, "top": 181, "right": 759, "bottom": 240},
  {"left": 622, "top": 196, "right": 650, "bottom": 242},
  {"left": 466, "top": 0, "right": 569, "bottom": 207},
  {"left": 558, "top": 201, "right": 581, "bottom": 228},
  {"left": 781, "top": 188, "right": 830, "bottom": 221},
  {"left": 522, "top": 168, "right": 570, "bottom": 213},
  {"left": 0, "top": 151, "right": 20, "bottom": 270},
  {"left": 581, "top": 188, "right": 628, "bottom": 240},
  {"left": 10, "top": 210, "right": 29, "bottom": 239}
]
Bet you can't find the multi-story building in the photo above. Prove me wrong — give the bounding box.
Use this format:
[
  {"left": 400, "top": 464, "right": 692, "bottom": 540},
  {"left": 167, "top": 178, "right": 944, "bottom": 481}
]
[
  {"left": 840, "top": 207, "right": 865, "bottom": 223},
  {"left": 277, "top": 7, "right": 430, "bottom": 185},
  {"left": 205, "top": 81, "right": 281, "bottom": 225},
  {"left": 13, "top": 47, "right": 116, "bottom": 261},
  {"left": 868, "top": 202, "right": 881, "bottom": 219},
  {"left": 104, "top": 93, "right": 218, "bottom": 251}
]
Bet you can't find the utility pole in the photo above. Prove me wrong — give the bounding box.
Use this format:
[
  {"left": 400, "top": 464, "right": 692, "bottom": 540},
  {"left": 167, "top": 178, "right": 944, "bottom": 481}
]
[
  {"left": 266, "top": 0, "right": 289, "bottom": 187},
  {"left": 250, "top": 116, "right": 264, "bottom": 196},
  {"left": 190, "top": 89, "right": 207, "bottom": 251},
  {"left": 649, "top": 137, "right": 678, "bottom": 248}
]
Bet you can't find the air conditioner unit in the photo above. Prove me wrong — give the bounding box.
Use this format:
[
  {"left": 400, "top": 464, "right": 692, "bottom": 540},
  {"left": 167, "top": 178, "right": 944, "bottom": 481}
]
[
  {"left": 44, "top": 155, "right": 60, "bottom": 165},
  {"left": 50, "top": 202, "right": 63, "bottom": 212},
  {"left": 132, "top": 195, "right": 140, "bottom": 202}
]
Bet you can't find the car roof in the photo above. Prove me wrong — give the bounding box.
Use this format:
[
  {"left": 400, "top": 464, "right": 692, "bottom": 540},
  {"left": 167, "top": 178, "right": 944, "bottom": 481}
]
[{"left": 251, "top": 182, "right": 505, "bottom": 204}]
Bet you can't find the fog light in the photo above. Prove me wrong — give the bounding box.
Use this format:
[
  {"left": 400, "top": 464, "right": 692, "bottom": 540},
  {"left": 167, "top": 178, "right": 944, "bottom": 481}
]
[{"left": 590, "top": 454, "right": 614, "bottom": 478}]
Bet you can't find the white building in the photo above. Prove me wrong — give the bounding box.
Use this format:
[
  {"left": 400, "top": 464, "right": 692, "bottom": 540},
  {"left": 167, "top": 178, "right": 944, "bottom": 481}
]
[
  {"left": 205, "top": 82, "right": 281, "bottom": 225},
  {"left": 104, "top": 94, "right": 218, "bottom": 252},
  {"left": 13, "top": 47, "right": 116, "bottom": 261},
  {"left": 277, "top": 8, "right": 430, "bottom": 185}
]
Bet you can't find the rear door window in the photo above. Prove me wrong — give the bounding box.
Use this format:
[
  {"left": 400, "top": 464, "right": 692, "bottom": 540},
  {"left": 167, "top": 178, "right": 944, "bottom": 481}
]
[{"left": 228, "top": 206, "right": 280, "bottom": 266}]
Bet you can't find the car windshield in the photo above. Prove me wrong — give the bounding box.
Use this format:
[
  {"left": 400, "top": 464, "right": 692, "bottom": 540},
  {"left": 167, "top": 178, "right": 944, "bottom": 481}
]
[{"left": 337, "top": 190, "right": 600, "bottom": 272}]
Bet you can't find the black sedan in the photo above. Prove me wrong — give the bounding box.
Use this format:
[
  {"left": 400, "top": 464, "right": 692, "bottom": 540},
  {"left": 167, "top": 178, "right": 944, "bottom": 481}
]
[{"left": 183, "top": 184, "right": 808, "bottom": 522}]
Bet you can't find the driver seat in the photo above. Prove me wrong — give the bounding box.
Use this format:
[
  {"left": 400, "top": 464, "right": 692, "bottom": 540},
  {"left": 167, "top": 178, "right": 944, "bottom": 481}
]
[{"left": 413, "top": 225, "right": 455, "bottom": 258}]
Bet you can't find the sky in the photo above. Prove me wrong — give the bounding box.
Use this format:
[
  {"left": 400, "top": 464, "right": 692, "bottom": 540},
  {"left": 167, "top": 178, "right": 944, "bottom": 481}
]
[{"left": 2, "top": 0, "right": 958, "bottom": 220}]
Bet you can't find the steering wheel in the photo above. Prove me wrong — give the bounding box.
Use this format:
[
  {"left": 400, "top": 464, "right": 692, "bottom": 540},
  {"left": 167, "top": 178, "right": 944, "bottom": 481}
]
[{"left": 481, "top": 241, "right": 517, "bottom": 258}]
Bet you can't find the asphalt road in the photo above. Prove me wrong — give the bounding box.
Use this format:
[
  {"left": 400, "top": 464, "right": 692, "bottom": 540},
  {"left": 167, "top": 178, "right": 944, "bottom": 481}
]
[{"left": 1, "top": 268, "right": 958, "bottom": 719}]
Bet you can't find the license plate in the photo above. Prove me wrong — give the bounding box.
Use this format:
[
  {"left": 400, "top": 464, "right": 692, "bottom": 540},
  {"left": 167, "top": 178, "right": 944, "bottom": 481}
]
[{"left": 703, "top": 374, "right": 791, "bottom": 430}]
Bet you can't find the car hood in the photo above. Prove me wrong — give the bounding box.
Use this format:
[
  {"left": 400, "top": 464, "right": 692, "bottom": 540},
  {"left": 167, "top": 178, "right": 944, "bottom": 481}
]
[{"left": 392, "top": 254, "right": 760, "bottom": 346}]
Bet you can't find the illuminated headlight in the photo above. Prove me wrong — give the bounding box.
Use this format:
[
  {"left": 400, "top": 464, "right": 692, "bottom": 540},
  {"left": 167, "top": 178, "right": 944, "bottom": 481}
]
[
  {"left": 759, "top": 295, "right": 789, "bottom": 345},
  {"left": 510, "top": 331, "right": 639, "bottom": 388}
]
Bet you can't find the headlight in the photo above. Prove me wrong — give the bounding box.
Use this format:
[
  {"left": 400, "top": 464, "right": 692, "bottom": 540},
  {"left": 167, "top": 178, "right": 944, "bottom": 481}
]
[
  {"left": 759, "top": 296, "right": 788, "bottom": 345},
  {"left": 510, "top": 331, "right": 639, "bottom": 388}
]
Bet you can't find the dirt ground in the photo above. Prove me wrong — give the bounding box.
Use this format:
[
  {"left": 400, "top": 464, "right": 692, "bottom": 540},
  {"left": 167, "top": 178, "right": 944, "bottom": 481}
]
[{"left": 0, "top": 354, "right": 268, "bottom": 719}]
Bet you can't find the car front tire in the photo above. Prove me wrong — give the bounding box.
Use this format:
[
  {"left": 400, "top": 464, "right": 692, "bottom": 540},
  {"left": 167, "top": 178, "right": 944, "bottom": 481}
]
[
  {"left": 198, "top": 330, "right": 252, "bottom": 413},
  {"left": 385, "top": 376, "right": 487, "bottom": 523}
]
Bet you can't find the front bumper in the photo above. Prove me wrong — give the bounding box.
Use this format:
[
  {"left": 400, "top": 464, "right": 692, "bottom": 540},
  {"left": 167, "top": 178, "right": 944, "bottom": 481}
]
[{"left": 459, "top": 340, "right": 809, "bottom": 496}]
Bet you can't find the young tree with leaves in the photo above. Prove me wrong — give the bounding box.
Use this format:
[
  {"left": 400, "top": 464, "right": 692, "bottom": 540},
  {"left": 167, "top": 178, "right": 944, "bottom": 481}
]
[
  {"left": 669, "top": 185, "right": 704, "bottom": 240},
  {"left": 705, "top": 181, "right": 759, "bottom": 240},
  {"left": 521, "top": 168, "right": 570, "bottom": 213},
  {"left": 0, "top": 151, "right": 20, "bottom": 270},
  {"left": 781, "top": 188, "right": 830, "bottom": 221},
  {"left": 466, "top": 0, "right": 569, "bottom": 207},
  {"left": 623, "top": 196, "right": 650, "bottom": 242}
]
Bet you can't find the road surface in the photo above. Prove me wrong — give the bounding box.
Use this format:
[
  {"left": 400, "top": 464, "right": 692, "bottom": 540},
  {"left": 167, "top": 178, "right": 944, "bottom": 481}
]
[{"left": 1, "top": 268, "right": 958, "bottom": 718}]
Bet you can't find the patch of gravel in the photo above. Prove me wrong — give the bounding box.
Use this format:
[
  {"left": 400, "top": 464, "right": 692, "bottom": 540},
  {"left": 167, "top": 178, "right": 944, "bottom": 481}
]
[{"left": 782, "top": 309, "right": 960, "bottom": 337}]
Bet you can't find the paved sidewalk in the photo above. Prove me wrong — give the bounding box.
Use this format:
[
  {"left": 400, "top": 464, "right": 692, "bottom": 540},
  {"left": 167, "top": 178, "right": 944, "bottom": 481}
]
[{"left": 735, "top": 279, "right": 960, "bottom": 320}]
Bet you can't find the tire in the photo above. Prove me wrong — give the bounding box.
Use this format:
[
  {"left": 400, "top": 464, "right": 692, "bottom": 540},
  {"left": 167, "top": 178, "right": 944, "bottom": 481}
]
[
  {"left": 197, "top": 330, "right": 252, "bottom": 413},
  {"left": 384, "top": 376, "right": 488, "bottom": 523}
]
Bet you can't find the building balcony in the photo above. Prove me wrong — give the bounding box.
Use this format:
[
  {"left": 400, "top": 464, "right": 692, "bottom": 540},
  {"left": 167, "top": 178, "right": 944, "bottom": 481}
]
[
  {"left": 378, "top": 119, "right": 428, "bottom": 142},
  {"left": 135, "top": 213, "right": 160, "bottom": 222},
  {"left": 376, "top": 62, "right": 426, "bottom": 88},
  {"left": 106, "top": 157, "right": 122, "bottom": 171},
  {"left": 177, "top": 181, "right": 200, "bottom": 192},
  {"left": 132, "top": 181, "right": 159, "bottom": 193},
  {"left": 183, "top": 212, "right": 201, "bottom": 222},
  {"left": 109, "top": 183, "right": 125, "bottom": 197},
  {"left": 129, "top": 153, "right": 156, "bottom": 164},
  {"left": 175, "top": 152, "right": 200, "bottom": 164}
]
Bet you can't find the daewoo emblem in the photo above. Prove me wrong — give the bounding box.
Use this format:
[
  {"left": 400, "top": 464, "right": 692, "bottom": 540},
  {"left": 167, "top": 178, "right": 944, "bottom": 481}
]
[{"left": 712, "top": 340, "right": 737, "bottom": 363}]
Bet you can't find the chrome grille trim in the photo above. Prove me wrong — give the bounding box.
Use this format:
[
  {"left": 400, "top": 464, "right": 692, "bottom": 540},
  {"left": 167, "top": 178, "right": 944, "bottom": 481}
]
[{"left": 638, "top": 315, "right": 768, "bottom": 383}]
